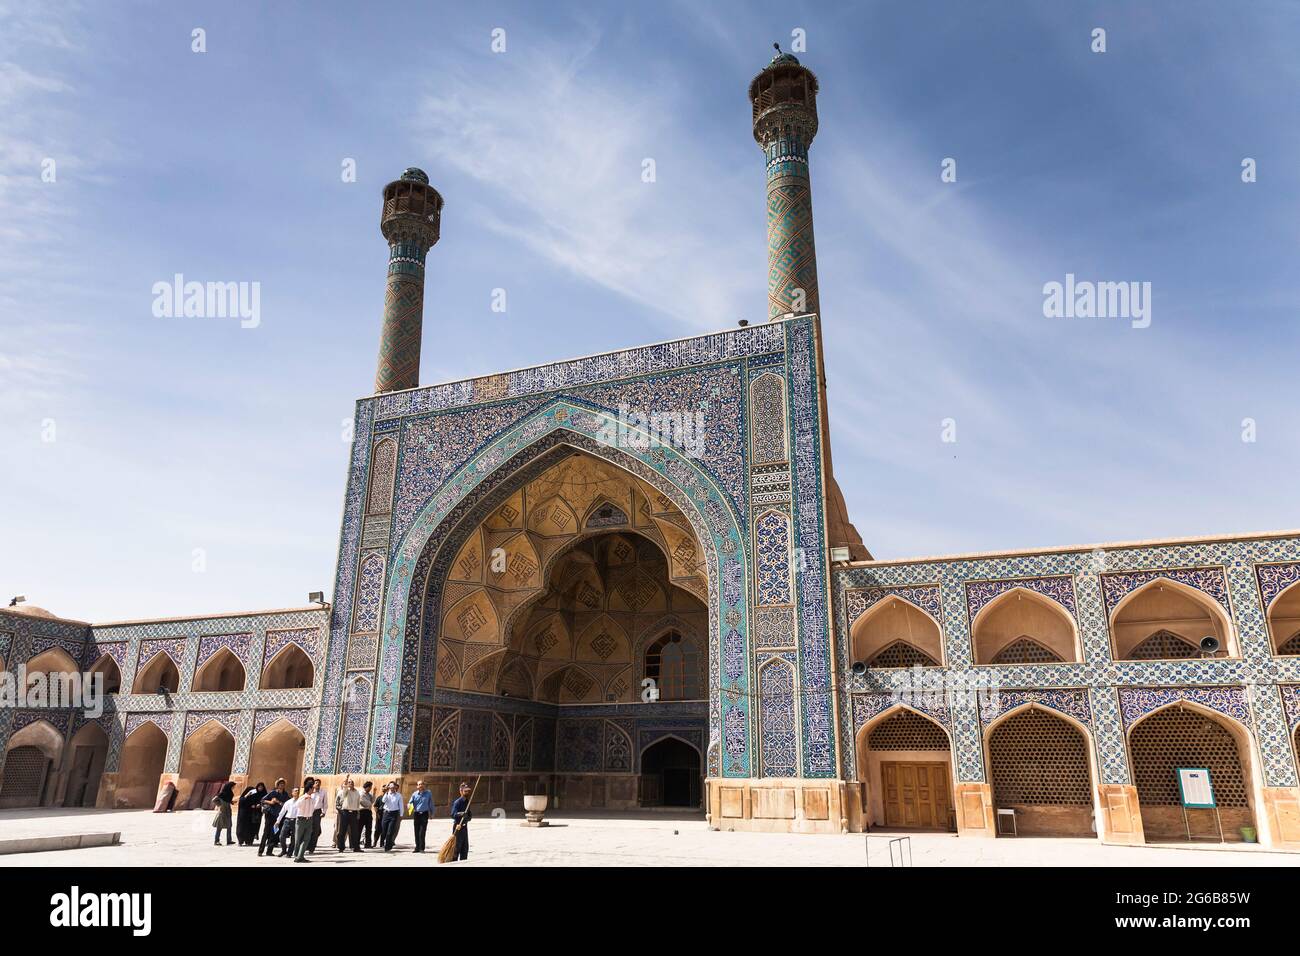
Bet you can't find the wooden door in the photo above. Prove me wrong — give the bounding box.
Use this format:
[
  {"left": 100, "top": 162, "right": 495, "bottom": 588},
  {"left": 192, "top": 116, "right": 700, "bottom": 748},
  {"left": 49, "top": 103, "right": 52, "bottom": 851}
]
[{"left": 881, "top": 761, "right": 952, "bottom": 829}]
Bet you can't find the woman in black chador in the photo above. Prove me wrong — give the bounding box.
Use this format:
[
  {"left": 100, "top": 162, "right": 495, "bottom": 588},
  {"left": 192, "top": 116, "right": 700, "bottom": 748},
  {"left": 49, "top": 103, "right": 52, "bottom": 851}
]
[{"left": 237, "top": 782, "right": 266, "bottom": 846}]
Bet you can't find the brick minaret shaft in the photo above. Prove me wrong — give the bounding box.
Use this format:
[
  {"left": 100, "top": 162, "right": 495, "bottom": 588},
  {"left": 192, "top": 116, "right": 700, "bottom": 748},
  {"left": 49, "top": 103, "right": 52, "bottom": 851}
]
[
  {"left": 374, "top": 167, "right": 443, "bottom": 394},
  {"left": 750, "top": 48, "right": 821, "bottom": 320},
  {"left": 750, "top": 49, "right": 869, "bottom": 560}
]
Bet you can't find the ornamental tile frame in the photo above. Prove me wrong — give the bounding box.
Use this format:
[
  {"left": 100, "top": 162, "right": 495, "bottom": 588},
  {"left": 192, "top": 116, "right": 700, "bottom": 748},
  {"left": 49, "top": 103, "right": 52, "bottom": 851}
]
[
  {"left": 313, "top": 316, "right": 842, "bottom": 781},
  {"left": 832, "top": 532, "right": 1300, "bottom": 789}
]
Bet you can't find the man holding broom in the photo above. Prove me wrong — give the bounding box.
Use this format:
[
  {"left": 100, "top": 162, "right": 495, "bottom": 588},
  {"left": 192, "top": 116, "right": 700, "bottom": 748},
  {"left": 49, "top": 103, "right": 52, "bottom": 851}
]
[{"left": 449, "top": 781, "right": 473, "bottom": 861}]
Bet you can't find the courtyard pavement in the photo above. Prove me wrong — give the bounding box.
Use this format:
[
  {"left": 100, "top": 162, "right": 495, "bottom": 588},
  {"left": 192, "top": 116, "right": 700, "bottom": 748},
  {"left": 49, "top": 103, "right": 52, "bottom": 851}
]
[{"left": 0, "top": 807, "right": 1296, "bottom": 867}]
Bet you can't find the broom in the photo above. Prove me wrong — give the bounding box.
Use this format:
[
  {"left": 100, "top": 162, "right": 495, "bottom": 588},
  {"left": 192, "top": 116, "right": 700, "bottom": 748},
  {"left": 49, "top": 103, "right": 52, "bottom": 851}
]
[{"left": 437, "top": 775, "right": 481, "bottom": 864}]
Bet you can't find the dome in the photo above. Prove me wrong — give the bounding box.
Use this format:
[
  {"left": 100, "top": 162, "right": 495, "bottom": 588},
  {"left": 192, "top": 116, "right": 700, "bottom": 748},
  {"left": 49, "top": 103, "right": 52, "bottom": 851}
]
[
  {"left": 400, "top": 167, "right": 429, "bottom": 184},
  {"left": 4, "top": 603, "right": 57, "bottom": 619},
  {"left": 768, "top": 43, "right": 800, "bottom": 67}
]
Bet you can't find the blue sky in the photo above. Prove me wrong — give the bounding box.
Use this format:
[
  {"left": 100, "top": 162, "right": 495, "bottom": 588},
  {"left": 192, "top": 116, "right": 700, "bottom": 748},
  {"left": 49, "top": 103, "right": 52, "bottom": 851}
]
[{"left": 2, "top": 1, "right": 1298, "bottom": 622}]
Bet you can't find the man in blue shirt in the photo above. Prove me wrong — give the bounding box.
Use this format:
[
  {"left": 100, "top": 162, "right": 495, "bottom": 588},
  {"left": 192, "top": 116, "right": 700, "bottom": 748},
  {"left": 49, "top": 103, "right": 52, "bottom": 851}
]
[
  {"left": 409, "top": 780, "right": 434, "bottom": 853},
  {"left": 450, "top": 781, "right": 472, "bottom": 861}
]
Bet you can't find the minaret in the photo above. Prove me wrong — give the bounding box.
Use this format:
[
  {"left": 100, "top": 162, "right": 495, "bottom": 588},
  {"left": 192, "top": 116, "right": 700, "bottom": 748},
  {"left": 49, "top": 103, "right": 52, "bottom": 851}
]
[
  {"left": 749, "top": 45, "right": 821, "bottom": 319},
  {"left": 374, "top": 167, "right": 443, "bottom": 394},
  {"left": 749, "top": 48, "right": 870, "bottom": 560}
]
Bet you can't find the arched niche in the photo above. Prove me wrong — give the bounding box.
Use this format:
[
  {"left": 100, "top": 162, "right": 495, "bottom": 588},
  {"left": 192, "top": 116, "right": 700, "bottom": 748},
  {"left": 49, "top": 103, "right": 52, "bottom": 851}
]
[
  {"left": 1111, "top": 579, "right": 1234, "bottom": 660},
  {"left": 260, "top": 643, "right": 314, "bottom": 689},
  {"left": 1128, "top": 702, "right": 1259, "bottom": 843},
  {"left": 115, "top": 721, "right": 169, "bottom": 808},
  {"left": 62, "top": 722, "right": 109, "bottom": 807},
  {"left": 985, "top": 705, "right": 1097, "bottom": 836},
  {"left": 1266, "top": 581, "right": 1300, "bottom": 656},
  {"left": 0, "top": 720, "right": 64, "bottom": 808},
  {"left": 178, "top": 721, "right": 235, "bottom": 809},
  {"left": 193, "top": 647, "right": 246, "bottom": 693},
  {"left": 850, "top": 597, "right": 943, "bottom": 668},
  {"left": 972, "top": 588, "right": 1078, "bottom": 664},
  {"left": 133, "top": 652, "right": 181, "bottom": 694},
  {"left": 247, "top": 719, "right": 305, "bottom": 791},
  {"left": 89, "top": 654, "right": 122, "bottom": 694}
]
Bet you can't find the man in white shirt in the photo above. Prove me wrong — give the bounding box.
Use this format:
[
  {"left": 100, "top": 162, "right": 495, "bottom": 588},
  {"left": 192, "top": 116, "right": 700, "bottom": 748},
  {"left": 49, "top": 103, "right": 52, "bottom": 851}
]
[
  {"left": 275, "top": 786, "right": 301, "bottom": 858},
  {"left": 336, "top": 777, "right": 363, "bottom": 852},
  {"left": 379, "top": 781, "right": 404, "bottom": 852},
  {"left": 307, "top": 778, "right": 328, "bottom": 853},
  {"left": 294, "top": 780, "right": 317, "bottom": 863}
]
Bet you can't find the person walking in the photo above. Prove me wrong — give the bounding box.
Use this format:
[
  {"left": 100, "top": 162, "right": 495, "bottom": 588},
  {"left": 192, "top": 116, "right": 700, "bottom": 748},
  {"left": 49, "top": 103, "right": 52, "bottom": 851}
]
[
  {"left": 409, "top": 780, "right": 433, "bottom": 853},
  {"left": 257, "top": 779, "right": 289, "bottom": 858},
  {"left": 307, "top": 778, "right": 326, "bottom": 853},
  {"left": 275, "top": 786, "right": 301, "bottom": 857},
  {"left": 379, "top": 781, "right": 403, "bottom": 851},
  {"left": 450, "top": 781, "right": 473, "bottom": 861},
  {"left": 211, "top": 781, "right": 235, "bottom": 846},
  {"left": 336, "top": 777, "right": 363, "bottom": 852},
  {"left": 293, "top": 778, "right": 317, "bottom": 863},
  {"left": 237, "top": 782, "right": 266, "bottom": 846},
  {"left": 359, "top": 781, "right": 376, "bottom": 848}
]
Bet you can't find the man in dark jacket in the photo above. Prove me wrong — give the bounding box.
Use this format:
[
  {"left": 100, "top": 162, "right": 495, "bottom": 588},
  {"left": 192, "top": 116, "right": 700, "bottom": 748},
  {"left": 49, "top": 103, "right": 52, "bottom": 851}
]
[
  {"left": 257, "top": 778, "right": 289, "bottom": 858},
  {"left": 450, "top": 781, "right": 472, "bottom": 861}
]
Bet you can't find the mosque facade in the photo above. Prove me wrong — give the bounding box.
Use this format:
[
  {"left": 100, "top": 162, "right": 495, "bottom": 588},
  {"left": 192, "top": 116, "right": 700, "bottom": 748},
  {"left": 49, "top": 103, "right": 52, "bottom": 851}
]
[{"left": 3, "top": 52, "right": 1300, "bottom": 850}]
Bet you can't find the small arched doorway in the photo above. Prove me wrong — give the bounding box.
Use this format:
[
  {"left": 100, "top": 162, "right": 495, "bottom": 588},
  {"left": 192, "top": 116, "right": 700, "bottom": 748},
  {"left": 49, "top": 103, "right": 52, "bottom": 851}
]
[
  {"left": 178, "top": 721, "right": 235, "bottom": 809},
  {"left": 857, "top": 707, "right": 954, "bottom": 830},
  {"left": 1129, "top": 704, "right": 1256, "bottom": 842},
  {"left": 63, "top": 723, "right": 109, "bottom": 807},
  {"left": 640, "top": 737, "right": 701, "bottom": 808},
  {"left": 116, "top": 722, "right": 168, "bottom": 808}
]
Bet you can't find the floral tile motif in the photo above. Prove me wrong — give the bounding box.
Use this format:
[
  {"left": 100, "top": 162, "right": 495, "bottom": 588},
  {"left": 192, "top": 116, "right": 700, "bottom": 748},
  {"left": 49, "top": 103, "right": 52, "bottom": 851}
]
[
  {"left": 758, "top": 653, "right": 798, "bottom": 776},
  {"left": 1100, "top": 567, "right": 1230, "bottom": 616},
  {"left": 845, "top": 584, "right": 942, "bottom": 627},
  {"left": 184, "top": 709, "right": 241, "bottom": 738},
  {"left": 195, "top": 632, "right": 254, "bottom": 670},
  {"left": 979, "top": 688, "right": 1091, "bottom": 726},
  {"left": 1117, "top": 686, "right": 1249, "bottom": 726},
  {"left": 1256, "top": 562, "right": 1300, "bottom": 611},
  {"left": 252, "top": 708, "right": 310, "bottom": 739},
  {"left": 965, "top": 575, "right": 1077, "bottom": 623}
]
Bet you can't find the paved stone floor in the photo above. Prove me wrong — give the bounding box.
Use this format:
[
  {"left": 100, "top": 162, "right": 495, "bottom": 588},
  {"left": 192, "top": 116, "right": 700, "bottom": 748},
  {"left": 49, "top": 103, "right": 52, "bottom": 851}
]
[{"left": 0, "top": 807, "right": 1297, "bottom": 866}]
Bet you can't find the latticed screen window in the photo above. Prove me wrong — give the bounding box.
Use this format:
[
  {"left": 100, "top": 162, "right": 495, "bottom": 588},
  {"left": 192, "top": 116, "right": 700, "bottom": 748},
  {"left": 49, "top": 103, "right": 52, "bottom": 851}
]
[
  {"left": 991, "top": 637, "right": 1063, "bottom": 664},
  {"left": 1128, "top": 630, "right": 1199, "bottom": 660},
  {"left": 868, "top": 641, "right": 938, "bottom": 669},
  {"left": 989, "top": 709, "right": 1091, "bottom": 805},
  {"left": 867, "top": 711, "right": 949, "bottom": 751},
  {"left": 1130, "top": 708, "right": 1249, "bottom": 808},
  {"left": 0, "top": 746, "right": 49, "bottom": 804},
  {"left": 1277, "top": 632, "right": 1300, "bottom": 656},
  {"left": 645, "top": 632, "right": 702, "bottom": 701}
]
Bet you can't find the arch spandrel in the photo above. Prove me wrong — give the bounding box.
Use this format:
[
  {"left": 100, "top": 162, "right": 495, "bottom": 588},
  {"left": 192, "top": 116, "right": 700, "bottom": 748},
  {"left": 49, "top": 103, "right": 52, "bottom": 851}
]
[{"left": 371, "top": 400, "right": 752, "bottom": 778}]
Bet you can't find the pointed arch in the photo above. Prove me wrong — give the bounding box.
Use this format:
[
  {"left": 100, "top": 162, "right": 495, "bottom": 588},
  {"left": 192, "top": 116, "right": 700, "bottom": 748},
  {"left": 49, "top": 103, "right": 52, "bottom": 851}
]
[
  {"left": 757, "top": 656, "right": 798, "bottom": 777},
  {"left": 1126, "top": 700, "right": 1260, "bottom": 843},
  {"left": 984, "top": 703, "right": 1097, "bottom": 836},
  {"left": 24, "top": 647, "right": 78, "bottom": 678},
  {"left": 115, "top": 721, "right": 169, "bottom": 808},
  {"left": 1266, "top": 579, "right": 1300, "bottom": 656},
  {"left": 133, "top": 650, "right": 180, "bottom": 694},
  {"left": 194, "top": 646, "right": 246, "bottom": 692},
  {"left": 849, "top": 594, "right": 944, "bottom": 668},
  {"left": 248, "top": 718, "right": 306, "bottom": 791},
  {"left": 0, "top": 720, "right": 64, "bottom": 809},
  {"left": 364, "top": 406, "right": 749, "bottom": 778},
  {"left": 88, "top": 653, "right": 122, "bottom": 694},
  {"left": 178, "top": 719, "right": 235, "bottom": 809},
  {"left": 1111, "top": 577, "right": 1234, "bottom": 660},
  {"left": 855, "top": 704, "right": 954, "bottom": 830},
  {"left": 972, "top": 587, "right": 1078, "bottom": 664},
  {"left": 366, "top": 436, "right": 398, "bottom": 516},
  {"left": 260, "top": 642, "right": 314, "bottom": 689}
]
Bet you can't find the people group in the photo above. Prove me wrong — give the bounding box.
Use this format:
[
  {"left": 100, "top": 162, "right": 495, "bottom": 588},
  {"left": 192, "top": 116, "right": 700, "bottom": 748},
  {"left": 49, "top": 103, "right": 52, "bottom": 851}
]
[{"left": 208, "top": 776, "right": 473, "bottom": 862}]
